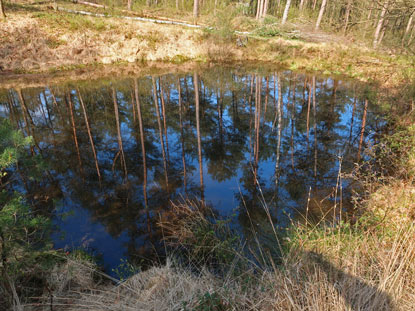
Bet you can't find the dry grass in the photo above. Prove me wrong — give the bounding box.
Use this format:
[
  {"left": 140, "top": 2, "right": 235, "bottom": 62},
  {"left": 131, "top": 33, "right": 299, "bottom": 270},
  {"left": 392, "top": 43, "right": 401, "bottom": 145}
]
[
  {"left": 1, "top": 5, "right": 414, "bottom": 90},
  {"left": 27, "top": 188, "right": 415, "bottom": 311},
  {"left": 27, "top": 222, "right": 415, "bottom": 310}
]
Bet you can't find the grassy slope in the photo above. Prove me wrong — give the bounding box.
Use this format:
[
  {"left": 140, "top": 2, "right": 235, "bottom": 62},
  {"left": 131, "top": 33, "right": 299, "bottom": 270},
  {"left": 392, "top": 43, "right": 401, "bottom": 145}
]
[{"left": 1, "top": 1, "right": 414, "bottom": 91}]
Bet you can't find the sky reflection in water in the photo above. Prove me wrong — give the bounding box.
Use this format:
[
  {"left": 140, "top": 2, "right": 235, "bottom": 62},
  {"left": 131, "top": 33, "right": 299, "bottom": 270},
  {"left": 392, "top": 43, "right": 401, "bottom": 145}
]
[{"left": 0, "top": 66, "right": 383, "bottom": 273}]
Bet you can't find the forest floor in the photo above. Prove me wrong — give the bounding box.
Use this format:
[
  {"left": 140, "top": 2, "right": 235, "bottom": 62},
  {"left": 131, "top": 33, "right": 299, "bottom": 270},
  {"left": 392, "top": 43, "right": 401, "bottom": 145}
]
[{"left": 1, "top": 1, "right": 414, "bottom": 91}]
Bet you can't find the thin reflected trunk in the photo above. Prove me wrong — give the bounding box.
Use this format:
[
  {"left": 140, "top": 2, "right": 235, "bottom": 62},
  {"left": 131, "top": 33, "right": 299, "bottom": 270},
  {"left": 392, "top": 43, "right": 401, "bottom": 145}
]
[
  {"left": 272, "top": 73, "right": 282, "bottom": 131},
  {"left": 17, "top": 89, "right": 38, "bottom": 154},
  {"left": 248, "top": 75, "right": 255, "bottom": 162},
  {"left": 348, "top": 92, "right": 357, "bottom": 147},
  {"left": 217, "top": 91, "right": 223, "bottom": 143},
  {"left": 17, "top": 89, "right": 31, "bottom": 137},
  {"left": 290, "top": 77, "right": 296, "bottom": 170},
  {"left": 8, "top": 91, "right": 25, "bottom": 132},
  {"left": 49, "top": 87, "right": 66, "bottom": 130},
  {"left": 38, "top": 93, "right": 50, "bottom": 129},
  {"left": 272, "top": 73, "right": 277, "bottom": 131},
  {"left": 77, "top": 88, "right": 101, "bottom": 183},
  {"left": 42, "top": 92, "right": 55, "bottom": 141},
  {"left": 357, "top": 99, "right": 368, "bottom": 161},
  {"left": 112, "top": 87, "right": 128, "bottom": 180},
  {"left": 134, "top": 79, "right": 150, "bottom": 233},
  {"left": 6, "top": 93, "right": 16, "bottom": 127},
  {"left": 178, "top": 78, "right": 187, "bottom": 193},
  {"left": 194, "top": 73, "right": 204, "bottom": 201},
  {"left": 264, "top": 76, "right": 269, "bottom": 117},
  {"left": 254, "top": 76, "right": 261, "bottom": 182},
  {"left": 159, "top": 80, "right": 170, "bottom": 163},
  {"left": 152, "top": 77, "right": 169, "bottom": 190},
  {"left": 275, "top": 74, "right": 282, "bottom": 187},
  {"left": 131, "top": 90, "right": 136, "bottom": 123},
  {"left": 68, "top": 93, "right": 84, "bottom": 176},
  {"left": 313, "top": 76, "right": 317, "bottom": 180},
  {"left": 306, "top": 79, "right": 312, "bottom": 148}
]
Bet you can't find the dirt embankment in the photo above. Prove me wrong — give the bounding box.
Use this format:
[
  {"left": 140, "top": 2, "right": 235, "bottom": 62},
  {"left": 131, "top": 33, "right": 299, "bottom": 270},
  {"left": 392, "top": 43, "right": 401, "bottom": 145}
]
[
  {"left": 0, "top": 7, "right": 413, "bottom": 90},
  {"left": 0, "top": 11, "right": 222, "bottom": 71}
]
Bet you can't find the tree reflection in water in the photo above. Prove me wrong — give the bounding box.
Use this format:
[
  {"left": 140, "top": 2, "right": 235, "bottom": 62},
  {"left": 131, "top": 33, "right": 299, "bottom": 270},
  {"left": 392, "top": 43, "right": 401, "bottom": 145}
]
[{"left": 0, "top": 66, "right": 383, "bottom": 274}]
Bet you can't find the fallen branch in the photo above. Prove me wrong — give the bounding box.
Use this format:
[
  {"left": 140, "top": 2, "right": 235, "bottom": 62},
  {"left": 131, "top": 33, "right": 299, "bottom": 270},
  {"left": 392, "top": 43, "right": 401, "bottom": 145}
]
[{"left": 56, "top": 7, "right": 251, "bottom": 35}]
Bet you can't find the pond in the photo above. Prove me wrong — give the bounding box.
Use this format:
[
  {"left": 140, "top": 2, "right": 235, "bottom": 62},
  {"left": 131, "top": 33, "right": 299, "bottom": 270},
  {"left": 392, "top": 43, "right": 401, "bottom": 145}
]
[{"left": 0, "top": 65, "right": 383, "bottom": 274}]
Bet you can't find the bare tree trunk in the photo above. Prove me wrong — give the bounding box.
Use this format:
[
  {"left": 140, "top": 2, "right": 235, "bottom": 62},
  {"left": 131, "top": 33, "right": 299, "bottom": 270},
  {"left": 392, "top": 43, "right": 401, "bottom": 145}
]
[
  {"left": 193, "top": 0, "right": 199, "bottom": 22},
  {"left": 402, "top": 12, "right": 414, "bottom": 45},
  {"left": 152, "top": 77, "right": 169, "bottom": 190},
  {"left": 299, "top": 0, "right": 305, "bottom": 11},
  {"left": 357, "top": 99, "right": 368, "bottom": 161},
  {"left": 315, "top": 0, "right": 328, "bottom": 30},
  {"left": 77, "top": 89, "right": 101, "bottom": 183},
  {"left": 373, "top": 0, "right": 389, "bottom": 48},
  {"left": 343, "top": 0, "right": 353, "bottom": 34},
  {"left": 282, "top": 0, "right": 292, "bottom": 25},
  {"left": 405, "top": 13, "right": 414, "bottom": 37},
  {"left": 194, "top": 73, "right": 204, "bottom": 201},
  {"left": 408, "top": 24, "right": 415, "bottom": 45},
  {"left": 0, "top": 0, "right": 6, "bottom": 19},
  {"left": 176, "top": 0, "right": 179, "bottom": 10},
  {"left": 328, "top": 1, "right": 336, "bottom": 26},
  {"left": 262, "top": 0, "right": 269, "bottom": 18},
  {"left": 127, "top": 0, "right": 132, "bottom": 10},
  {"left": 112, "top": 88, "right": 128, "bottom": 180},
  {"left": 4, "top": 272, "right": 22, "bottom": 311},
  {"left": 378, "top": 20, "right": 388, "bottom": 46},
  {"left": 256, "top": 0, "right": 264, "bottom": 20},
  {"left": 364, "top": 3, "right": 373, "bottom": 37},
  {"left": 276, "top": 0, "right": 281, "bottom": 15}
]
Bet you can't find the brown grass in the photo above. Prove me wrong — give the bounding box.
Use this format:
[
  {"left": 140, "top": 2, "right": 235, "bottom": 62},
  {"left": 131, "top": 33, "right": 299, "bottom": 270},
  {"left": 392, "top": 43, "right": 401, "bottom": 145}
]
[
  {"left": 27, "top": 182, "right": 415, "bottom": 311},
  {"left": 1, "top": 6, "right": 414, "bottom": 91},
  {"left": 28, "top": 221, "right": 415, "bottom": 310}
]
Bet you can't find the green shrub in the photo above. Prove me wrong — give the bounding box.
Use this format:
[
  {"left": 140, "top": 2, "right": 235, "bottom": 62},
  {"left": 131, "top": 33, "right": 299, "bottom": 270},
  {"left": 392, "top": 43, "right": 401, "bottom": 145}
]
[{"left": 0, "top": 120, "right": 58, "bottom": 309}]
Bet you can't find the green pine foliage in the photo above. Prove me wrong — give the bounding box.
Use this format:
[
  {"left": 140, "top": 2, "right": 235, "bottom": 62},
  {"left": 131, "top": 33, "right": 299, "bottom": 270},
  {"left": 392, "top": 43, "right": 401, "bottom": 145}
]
[{"left": 0, "top": 120, "right": 57, "bottom": 309}]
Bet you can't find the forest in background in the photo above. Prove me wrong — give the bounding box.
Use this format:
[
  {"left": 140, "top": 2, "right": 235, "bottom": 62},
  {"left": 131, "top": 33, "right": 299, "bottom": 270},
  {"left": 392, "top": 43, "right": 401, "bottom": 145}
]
[{"left": 2, "top": 0, "right": 415, "bottom": 50}]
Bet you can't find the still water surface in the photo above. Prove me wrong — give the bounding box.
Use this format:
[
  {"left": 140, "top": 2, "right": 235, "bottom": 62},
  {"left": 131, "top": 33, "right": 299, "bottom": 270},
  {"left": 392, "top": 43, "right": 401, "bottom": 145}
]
[{"left": 0, "top": 66, "right": 383, "bottom": 273}]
